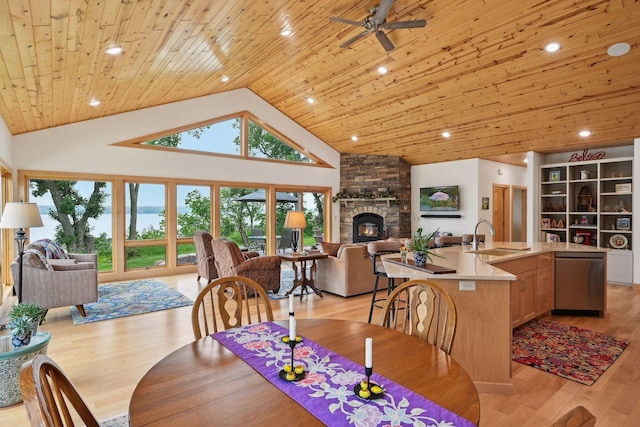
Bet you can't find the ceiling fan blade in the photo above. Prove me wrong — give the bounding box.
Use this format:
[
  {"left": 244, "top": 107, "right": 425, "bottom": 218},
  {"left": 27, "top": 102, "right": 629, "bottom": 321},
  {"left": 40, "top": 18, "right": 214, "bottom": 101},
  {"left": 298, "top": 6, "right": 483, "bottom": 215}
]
[
  {"left": 375, "top": 30, "right": 395, "bottom": 52},
  {"left": 373, "top": 0, "right": 395, "bottom": 25},
  {"left": 340, "top": 31, "right": 370, "bottom": 48},
  {"left": 383, "top": 19, "right": 427, "bottom": 30},
  {"left": 330, "top": 17, "right": 365, "bottom": 27}
]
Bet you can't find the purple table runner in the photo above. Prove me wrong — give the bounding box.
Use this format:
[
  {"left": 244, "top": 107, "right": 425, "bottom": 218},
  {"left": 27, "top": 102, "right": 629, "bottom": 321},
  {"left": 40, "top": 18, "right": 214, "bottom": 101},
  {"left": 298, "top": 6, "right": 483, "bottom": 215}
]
[{"left": 212, "top": 322, "right": 475, "bottom": 427}]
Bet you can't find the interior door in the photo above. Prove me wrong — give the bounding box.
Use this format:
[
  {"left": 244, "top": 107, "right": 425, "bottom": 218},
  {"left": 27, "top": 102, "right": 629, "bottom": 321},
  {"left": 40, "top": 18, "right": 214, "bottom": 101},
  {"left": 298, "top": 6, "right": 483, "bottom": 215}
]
[
  {"left": 511, "top": 186, "right": 527, "bottom": 242},
  {"left": 492, "top": 184, "right": 510, "bottom": 242}
]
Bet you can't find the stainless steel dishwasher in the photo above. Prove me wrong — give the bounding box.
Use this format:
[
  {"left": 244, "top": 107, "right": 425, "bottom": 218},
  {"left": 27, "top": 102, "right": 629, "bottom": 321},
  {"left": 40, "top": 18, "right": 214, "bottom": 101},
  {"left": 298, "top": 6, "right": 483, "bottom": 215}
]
[{"left": 554, "top": 251, "right": 605, "bottom": 313}]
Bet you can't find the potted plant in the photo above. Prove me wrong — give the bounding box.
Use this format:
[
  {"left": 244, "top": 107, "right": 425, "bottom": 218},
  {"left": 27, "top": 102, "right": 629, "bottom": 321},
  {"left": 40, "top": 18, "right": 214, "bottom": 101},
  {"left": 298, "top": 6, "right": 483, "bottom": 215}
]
[
  {"left": 8, "top": 315, "right": 33, "bottom": 348},
  {"left": 8, "top": 303, "right": 46, "bottom": 337},
  {"left": 409, "top": 228, "right": 443, "bottom": 266}
]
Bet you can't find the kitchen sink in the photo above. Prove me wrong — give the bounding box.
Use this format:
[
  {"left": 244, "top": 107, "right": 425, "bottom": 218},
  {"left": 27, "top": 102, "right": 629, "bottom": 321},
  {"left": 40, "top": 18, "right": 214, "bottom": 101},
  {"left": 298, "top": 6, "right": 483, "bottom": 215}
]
[{"left": 465, "top": 248, "right": 523, "bottom": 256}]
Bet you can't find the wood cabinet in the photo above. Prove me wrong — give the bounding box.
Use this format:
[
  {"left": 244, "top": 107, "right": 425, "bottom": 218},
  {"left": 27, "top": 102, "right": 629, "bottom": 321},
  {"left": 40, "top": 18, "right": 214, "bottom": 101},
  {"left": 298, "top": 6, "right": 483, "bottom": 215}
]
[
  {"left": 535, "top": 253, "right": 554, "bottom": 315},
  {"left": 495, "top": 253, "right": 555, "bottom": 328}
]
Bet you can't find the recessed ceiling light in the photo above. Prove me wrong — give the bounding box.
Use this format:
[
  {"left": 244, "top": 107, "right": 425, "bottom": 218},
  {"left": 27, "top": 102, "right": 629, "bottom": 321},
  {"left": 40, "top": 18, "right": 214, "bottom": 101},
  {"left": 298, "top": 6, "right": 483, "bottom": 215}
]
[
  {"left": 89, "top": 98, "right": 101, "bottom": 107},
  {"left": 579, "top": 130, "right": 591, "bottom": 138},
  {"left": 442, "top": 131, "right": 451, "bottom": 138},
  {"left": 544, "top": 42, "right": 560, "bottom": 53},
  {"left": 280, "top": 29, "right": 292, "bottom": 37},
  {"left": 221, "top": 76, "right": 229, "bottom": 82},
  {"left": 306, "top": 97, "right": 315, "bottom": 104},
  {"left": 351, "top": 135, "right": 358, "bottom": 142},
  {"left": 607, "top": 42, "right": 630, "bottom": 57},
  {"left": 377, "top": 66, "right": 388, "bottom": 74},
  {"left": 105, "top": 46, "right": 123, "bottom": 55}
]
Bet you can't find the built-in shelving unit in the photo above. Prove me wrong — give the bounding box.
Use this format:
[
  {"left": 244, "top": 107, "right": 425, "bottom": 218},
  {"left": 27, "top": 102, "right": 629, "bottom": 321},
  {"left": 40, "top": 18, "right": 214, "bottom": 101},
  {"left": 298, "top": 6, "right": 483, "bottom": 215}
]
[{"left": 540, "top": 157, "right": 633, "bottom": 284}]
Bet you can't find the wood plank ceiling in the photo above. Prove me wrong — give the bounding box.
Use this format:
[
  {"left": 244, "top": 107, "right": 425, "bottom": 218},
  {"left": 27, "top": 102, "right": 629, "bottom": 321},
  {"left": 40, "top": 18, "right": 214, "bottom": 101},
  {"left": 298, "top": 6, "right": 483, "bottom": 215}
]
[{"left": 0, "top": 0, "right": 638, "bottom": 166}]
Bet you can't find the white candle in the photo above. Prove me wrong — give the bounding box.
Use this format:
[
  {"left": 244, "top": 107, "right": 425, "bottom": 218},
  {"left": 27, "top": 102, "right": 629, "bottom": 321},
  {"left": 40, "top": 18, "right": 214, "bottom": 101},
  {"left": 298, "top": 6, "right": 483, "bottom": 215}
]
[
  {"left": 289, "top": 316, "right": 296, "bottom": 341},
  {"left": 288, "top": 294, "right": 294, "bottom": 314},
  {"left": 365, "top": 337, "right": 373, "bottom": 368}
]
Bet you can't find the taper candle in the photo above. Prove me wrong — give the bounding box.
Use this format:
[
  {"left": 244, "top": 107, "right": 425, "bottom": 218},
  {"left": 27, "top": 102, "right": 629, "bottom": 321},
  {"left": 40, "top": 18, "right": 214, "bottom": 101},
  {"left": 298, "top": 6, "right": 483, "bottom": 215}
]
[
  {"left": 365, "top": 337, "right": 373, "bottom": 368},
  {"left": 288, "top": 294, "right": 294, "bottom": 315},
  {"left": 289, "top": 316, "right": 296, "bottom": 341}
]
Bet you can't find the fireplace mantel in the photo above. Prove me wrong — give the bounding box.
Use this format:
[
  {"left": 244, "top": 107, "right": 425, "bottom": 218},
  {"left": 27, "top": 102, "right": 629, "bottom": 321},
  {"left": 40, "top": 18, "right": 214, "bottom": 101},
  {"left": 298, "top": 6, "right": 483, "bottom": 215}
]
[{"left": 335, "top": 197, "right": 398, "bottom": 207}]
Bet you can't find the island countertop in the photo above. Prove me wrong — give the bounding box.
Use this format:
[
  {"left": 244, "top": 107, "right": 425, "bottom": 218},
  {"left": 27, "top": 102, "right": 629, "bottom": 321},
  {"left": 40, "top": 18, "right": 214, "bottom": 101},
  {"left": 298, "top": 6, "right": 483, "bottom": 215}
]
[{"left": 382, "top": 241, "right": 607, "bottom": 281}]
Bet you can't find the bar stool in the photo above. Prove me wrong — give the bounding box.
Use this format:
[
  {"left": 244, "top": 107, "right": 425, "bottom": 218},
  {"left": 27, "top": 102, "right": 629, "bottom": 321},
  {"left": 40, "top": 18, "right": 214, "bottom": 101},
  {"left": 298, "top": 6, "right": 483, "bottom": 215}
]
[{"left": 367, "top": 240, "right": 405, "bottom": 323}]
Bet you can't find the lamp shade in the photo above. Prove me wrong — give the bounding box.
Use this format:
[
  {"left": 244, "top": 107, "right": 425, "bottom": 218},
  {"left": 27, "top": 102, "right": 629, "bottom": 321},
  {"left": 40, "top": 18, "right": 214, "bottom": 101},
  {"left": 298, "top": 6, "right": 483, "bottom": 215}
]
[
  {"left": 0, "top": 202, "right": 44, "bottom": 229},
  {"left": 284, "top": 211, "right": 307, "bottom": 229}
]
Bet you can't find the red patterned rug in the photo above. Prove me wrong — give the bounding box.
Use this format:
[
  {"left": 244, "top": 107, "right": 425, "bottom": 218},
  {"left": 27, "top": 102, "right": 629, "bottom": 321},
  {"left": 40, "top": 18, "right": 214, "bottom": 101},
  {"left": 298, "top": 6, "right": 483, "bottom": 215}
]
[{"left": 512, "top": 319, "right": 629, "bottom": 386}]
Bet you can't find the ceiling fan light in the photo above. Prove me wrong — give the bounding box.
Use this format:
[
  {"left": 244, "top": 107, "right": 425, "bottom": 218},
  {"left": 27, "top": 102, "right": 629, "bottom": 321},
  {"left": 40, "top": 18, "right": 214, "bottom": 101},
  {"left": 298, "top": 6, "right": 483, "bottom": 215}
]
[{"left": 544, "top": 42, "right": 560, "bottom": 53}]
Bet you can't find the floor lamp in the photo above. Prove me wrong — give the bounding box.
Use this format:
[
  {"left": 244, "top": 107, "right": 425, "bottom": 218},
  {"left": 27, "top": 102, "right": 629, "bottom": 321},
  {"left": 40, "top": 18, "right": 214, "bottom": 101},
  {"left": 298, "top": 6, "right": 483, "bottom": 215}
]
[
  {"left": 284, "top": 211, "right": 307, "bottom": 253},
  {"left": 0, "top": 202, "right": 44, "bottom": 303}
]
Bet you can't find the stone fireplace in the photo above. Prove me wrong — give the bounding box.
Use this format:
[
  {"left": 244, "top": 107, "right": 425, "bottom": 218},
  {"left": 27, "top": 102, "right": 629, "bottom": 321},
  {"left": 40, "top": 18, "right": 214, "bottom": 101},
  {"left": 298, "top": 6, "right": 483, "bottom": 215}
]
[{"left": 337, "top": 154, "right": 411, "bottom": 243}]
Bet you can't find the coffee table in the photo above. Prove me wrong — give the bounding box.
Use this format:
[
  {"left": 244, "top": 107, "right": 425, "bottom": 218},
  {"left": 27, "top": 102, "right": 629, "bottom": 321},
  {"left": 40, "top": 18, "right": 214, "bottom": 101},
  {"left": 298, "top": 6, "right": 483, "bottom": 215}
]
[{"left": 278, "top": 252, "right": 328, "bottom": 300}]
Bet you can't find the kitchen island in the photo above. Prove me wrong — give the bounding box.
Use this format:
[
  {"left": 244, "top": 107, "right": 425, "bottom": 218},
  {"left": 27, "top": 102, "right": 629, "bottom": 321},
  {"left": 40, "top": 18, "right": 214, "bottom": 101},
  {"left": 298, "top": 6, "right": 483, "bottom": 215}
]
[{"left": 382, "top": 241, "right": 607, "bottom": 394}]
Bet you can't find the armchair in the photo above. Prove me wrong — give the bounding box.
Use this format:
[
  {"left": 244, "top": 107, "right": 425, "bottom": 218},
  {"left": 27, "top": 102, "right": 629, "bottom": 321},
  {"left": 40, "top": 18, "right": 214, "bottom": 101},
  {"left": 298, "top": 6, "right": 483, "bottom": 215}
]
[
  {"left": 193, "top": 231, "right": 218, "bottom": 283},
  {"left": 211, "top": 239, "right": 281, "bottom": 293},
  {"left": 10, "top": 241, "right": 98, "bottom": 317}
]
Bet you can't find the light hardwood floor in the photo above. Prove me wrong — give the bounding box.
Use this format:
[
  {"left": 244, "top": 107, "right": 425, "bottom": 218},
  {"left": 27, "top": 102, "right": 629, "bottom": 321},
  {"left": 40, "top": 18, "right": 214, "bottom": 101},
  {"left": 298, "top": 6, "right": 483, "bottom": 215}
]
[{"left": 1, "top": 274, "right": 639, "bottom": 426}]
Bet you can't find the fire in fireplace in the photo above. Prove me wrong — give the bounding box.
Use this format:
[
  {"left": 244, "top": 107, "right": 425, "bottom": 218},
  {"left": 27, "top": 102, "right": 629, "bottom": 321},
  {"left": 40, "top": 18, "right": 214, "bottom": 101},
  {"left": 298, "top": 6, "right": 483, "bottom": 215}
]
[{"left": 353, "top": 213, "right": 384, "bottom": 243}]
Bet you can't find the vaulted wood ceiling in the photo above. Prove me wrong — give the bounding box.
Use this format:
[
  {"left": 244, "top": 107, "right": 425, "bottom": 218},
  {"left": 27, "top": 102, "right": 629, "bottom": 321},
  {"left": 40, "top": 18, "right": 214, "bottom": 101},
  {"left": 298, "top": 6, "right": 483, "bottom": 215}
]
[{"left": 1, "top": 0, "right": 638, "bottom": 166}]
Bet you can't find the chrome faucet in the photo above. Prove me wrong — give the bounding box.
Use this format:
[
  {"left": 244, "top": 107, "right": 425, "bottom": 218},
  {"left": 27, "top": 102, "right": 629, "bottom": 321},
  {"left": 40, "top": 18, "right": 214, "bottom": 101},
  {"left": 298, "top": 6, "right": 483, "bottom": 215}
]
[{"left": 473, "top": 219, "right": 496, "bottom": 250}]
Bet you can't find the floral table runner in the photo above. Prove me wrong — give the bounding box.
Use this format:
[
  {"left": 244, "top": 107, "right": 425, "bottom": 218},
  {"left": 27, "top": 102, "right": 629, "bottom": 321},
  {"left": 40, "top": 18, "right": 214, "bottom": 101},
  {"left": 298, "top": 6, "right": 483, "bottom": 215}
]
[{"left": 212, "top": 322, "right": 475, "bottom": 427}]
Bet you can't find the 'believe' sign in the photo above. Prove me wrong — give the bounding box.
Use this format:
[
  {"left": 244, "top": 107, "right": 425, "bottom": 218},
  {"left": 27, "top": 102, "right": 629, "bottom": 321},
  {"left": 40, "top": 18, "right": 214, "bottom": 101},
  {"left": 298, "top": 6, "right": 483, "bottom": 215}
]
[{"left": 568, "top": 150, "right": 606, "bottom": 162}]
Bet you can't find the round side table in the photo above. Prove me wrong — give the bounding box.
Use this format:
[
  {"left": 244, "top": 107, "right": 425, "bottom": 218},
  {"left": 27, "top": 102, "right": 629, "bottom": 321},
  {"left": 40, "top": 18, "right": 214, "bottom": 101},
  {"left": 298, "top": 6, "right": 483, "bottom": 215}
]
[{"left": 0, "top": 332, "right": 51, "bottom": 407}]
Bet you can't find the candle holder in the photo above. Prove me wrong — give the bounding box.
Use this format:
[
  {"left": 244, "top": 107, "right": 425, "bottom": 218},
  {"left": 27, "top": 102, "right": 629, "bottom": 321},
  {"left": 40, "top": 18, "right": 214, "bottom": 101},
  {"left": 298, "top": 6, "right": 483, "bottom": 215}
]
[
  {"left": 353, "top": 367, "right": 384, "bottom": 400},
  {"left": 279, "top": 338, "right": 306, "bottom": 382}
]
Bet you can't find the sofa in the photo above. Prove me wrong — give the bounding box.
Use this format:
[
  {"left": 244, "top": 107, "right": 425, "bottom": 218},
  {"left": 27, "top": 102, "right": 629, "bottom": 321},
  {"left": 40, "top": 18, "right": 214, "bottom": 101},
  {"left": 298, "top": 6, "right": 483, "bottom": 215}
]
[
  {"left": 316, "top": 238, "right": 409, "bottom": 297},
  {"left": 10, "top": 240, "right": 98, "bottom": 316}
]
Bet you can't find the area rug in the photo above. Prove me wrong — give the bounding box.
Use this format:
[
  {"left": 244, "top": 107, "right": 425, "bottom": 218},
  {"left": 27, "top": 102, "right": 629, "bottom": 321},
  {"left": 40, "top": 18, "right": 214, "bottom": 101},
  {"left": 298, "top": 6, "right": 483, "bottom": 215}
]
[
  {"left": 268, "top": 267, "right": 314, "bottom": 300},
  {"left": 70, "top": 280, "right": 193, "bottom": 325},
  {"left": 512, "top": 319, "right": 630, "bottom": 385}
]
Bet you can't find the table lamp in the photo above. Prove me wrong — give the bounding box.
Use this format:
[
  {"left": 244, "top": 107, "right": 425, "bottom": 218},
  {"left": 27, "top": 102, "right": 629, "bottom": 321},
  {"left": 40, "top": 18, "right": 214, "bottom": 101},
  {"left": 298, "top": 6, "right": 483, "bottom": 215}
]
[
  {"left": 0, "top": 202, "right": 44, "bottom": 302},
  {"left": 284, "top": 211, "right": 307, "bottom": 253}
]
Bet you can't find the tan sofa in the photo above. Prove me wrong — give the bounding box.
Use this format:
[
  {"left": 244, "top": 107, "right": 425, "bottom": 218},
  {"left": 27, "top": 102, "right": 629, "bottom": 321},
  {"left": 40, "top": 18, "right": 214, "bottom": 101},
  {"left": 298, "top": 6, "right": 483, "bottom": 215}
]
[
  {"left": 316, "top": 239, "right": 409, "bottom": 297},
  {"left": 316, "top": 244, "right": 375, "bottom": 297}
]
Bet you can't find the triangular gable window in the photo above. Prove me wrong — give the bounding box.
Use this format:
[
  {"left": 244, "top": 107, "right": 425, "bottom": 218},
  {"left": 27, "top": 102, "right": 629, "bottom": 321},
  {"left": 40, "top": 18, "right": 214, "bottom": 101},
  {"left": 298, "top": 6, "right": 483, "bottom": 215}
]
[{"left": 117, "top": 112, "right": 326, "bottom": 166}]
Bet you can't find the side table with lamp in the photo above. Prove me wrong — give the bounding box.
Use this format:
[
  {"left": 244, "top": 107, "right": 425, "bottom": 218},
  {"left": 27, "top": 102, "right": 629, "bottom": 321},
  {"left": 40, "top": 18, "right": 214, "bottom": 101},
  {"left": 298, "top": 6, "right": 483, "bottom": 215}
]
[{"left": 284, "top": 210, "right": 307, "bottom": 253}]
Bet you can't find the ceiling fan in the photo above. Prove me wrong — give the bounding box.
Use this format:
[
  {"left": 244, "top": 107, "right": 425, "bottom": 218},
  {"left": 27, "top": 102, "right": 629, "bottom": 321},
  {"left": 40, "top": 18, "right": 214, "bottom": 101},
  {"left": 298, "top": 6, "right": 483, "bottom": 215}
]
[{"left": 330, "top": 0, "right": 426, "bottom": 52}]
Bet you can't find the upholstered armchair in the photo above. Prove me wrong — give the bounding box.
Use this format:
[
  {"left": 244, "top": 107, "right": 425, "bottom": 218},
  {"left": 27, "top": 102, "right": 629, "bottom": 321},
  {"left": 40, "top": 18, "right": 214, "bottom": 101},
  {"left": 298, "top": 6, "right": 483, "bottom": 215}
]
[
  {"left": 193, "top": 231, "right": 218, "bottom": 284},
  {"left": 211, "top": 239, "right": 281, "bottom": 293},
  {"left": 10, "top": 240, "right": 98, "bottom": 317}
]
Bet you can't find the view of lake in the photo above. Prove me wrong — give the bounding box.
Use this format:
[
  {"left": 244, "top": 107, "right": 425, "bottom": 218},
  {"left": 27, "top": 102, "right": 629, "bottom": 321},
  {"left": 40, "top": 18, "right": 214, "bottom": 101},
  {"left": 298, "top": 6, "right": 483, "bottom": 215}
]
[{"left": 29, "top": 213, "right": 163, "bottom": 241}]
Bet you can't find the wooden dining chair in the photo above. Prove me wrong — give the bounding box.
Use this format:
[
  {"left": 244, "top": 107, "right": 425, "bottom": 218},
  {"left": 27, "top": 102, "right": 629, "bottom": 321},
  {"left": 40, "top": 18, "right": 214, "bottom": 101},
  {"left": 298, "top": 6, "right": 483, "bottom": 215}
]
[
  {"left": 20, "top": 354, "right": 128, "bottom": 427},
  {"left": 191, "top": 276, "right": 275, "bottom": 339},
  {"left": 379, "top": 279, "right": 457, "bottom": 354}
]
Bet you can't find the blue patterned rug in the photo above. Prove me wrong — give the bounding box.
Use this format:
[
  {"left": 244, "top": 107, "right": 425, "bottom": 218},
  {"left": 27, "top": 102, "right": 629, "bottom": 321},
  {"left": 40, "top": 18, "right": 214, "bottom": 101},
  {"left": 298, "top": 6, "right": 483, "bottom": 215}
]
[
  {"left": 70, "top": 280, "right": 193, "bottom": 325},
  {"left": 268, "top": 267, "right": 314, "bottom": 300}
]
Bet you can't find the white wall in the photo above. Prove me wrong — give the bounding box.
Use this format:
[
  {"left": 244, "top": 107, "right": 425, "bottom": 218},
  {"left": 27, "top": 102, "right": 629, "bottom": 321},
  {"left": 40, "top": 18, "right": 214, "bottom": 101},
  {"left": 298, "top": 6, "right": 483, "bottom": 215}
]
[
  {"left": 11, "top": 89, "right": 341, "bottom": 187},
  {"left": 411, "top": 158, "right": 527, "bottom": 241},
  {"left": 0, "top": 116, "right": 12, "bottom": 168}
]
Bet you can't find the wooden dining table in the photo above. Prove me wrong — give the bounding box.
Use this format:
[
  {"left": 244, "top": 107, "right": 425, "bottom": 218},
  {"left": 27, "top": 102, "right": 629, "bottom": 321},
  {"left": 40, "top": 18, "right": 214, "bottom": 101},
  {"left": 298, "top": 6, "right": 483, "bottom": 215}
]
[{"left": 128, "top": 318, "right": 480, "bottom": 426}]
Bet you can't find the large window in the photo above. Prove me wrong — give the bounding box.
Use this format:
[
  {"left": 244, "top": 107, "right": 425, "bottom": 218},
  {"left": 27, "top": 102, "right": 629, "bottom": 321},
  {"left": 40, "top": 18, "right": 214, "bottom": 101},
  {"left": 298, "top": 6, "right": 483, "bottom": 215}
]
[
  {"left": 22, "top": 172, "right": 329, "bottom": 282},
  {"left": 118, "top": 112, "right": 326, "bottom": 166}
]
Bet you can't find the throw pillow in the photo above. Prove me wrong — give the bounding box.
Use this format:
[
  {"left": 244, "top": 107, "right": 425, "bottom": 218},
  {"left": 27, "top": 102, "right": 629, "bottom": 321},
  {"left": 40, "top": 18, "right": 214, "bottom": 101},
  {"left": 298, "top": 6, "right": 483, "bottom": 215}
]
[{"left": 321, "top": 242, "right": 342, "bottom": 257}]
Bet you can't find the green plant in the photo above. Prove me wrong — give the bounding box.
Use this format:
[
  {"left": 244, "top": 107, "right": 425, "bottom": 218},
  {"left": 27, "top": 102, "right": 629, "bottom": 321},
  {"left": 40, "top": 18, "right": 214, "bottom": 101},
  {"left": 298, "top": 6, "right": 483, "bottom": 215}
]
[
  {"left": 409, "top": 228, "right": 444, "bottom": 263},
  {"left": 8, "top": 303, "right": 46, "bottom": 324},
  {"left": 8, "top": 315, "right": 32, "bottom": 337}
]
